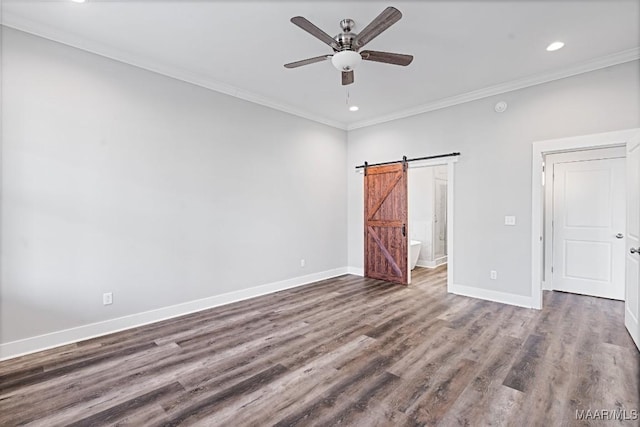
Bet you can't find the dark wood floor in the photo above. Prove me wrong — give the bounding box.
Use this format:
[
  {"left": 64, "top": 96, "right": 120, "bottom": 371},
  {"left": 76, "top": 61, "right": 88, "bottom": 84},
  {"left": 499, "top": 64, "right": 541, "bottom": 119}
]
[{"left": 1, "top": 266, "right": 638, "bottom": 426}]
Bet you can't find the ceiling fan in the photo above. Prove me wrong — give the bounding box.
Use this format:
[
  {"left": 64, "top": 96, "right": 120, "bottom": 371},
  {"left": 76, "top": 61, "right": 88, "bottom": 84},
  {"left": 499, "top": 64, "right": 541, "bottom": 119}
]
[{"left": 284, "top": 7, "right": 413, "bottom": 85}]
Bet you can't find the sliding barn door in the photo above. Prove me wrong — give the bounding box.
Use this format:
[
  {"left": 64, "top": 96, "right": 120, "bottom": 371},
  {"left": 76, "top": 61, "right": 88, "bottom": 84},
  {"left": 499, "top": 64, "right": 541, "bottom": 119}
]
[{"left": 364, "top": 163, "right": 409, "bottom": 285}]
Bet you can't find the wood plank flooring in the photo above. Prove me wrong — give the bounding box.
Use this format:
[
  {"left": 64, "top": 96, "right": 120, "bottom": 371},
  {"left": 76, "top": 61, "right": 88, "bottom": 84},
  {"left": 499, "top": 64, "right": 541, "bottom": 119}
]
[{"left": 1, "top": 266, "right": 638, "bottom": 426}]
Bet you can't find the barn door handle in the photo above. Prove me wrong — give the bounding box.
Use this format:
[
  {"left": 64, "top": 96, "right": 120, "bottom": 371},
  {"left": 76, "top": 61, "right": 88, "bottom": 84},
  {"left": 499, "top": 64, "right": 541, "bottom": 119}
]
[{"left": 402, "top": 224, "right": 406, "bottom": 237}]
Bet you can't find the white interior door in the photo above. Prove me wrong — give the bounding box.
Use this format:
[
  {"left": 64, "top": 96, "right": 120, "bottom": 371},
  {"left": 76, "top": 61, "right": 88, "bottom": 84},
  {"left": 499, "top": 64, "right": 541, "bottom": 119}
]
[
  {"left": 625, "top": 135, "right": 640, "bottom": 351},
  {"left": 552, "top": 157, "right": 625, "bottom": 299}
]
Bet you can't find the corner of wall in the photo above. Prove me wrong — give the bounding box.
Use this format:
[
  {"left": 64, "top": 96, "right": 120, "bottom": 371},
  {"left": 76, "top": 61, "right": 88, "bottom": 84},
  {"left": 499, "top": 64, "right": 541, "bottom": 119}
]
[{"left": 347, "top": 266, "right": 364, "bottom": 276}]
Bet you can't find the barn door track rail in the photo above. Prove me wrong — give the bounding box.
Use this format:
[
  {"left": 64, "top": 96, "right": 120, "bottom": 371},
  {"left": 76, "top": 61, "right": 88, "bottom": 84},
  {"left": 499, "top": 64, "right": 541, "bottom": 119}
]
[{"left": 355, "top": 152, "right": 460, "bottom": 170}]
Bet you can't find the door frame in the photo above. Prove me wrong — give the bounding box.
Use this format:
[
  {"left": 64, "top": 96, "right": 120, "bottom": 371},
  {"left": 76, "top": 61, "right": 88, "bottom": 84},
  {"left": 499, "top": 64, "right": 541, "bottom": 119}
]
[{"left": 531, "top": 128, "right": 640, "bottom": 310}]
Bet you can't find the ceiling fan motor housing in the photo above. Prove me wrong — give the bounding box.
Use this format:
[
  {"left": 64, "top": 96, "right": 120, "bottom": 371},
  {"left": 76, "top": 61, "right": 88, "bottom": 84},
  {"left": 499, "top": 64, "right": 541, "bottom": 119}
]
[
  {"left": 332, "top": 19, "right": 360, "bottom": 71},
  {"left": 335, "top": 33, "right": 356, "bottom": 51}
]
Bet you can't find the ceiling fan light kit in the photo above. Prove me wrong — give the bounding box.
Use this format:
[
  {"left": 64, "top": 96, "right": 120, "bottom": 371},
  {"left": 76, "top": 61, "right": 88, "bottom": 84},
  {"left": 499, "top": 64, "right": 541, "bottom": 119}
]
[
  {"left": 284, "top": 7, "right": 413, "bottom": 86},
  {"left": 331, "top": 50, "right": 362, "bottom": 71}
]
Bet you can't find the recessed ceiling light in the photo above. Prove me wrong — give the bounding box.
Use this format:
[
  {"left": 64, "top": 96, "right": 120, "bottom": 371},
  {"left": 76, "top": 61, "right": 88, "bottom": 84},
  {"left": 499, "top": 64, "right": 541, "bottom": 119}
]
[
  {"left": 349, "top": 106, "right": 359, "bottom": 112},
  {"left": 546, "top": 41, "right": 564, "bottom": 52},
  {"left": 71, "top": 0, "right": 86, "bottom": 3}
]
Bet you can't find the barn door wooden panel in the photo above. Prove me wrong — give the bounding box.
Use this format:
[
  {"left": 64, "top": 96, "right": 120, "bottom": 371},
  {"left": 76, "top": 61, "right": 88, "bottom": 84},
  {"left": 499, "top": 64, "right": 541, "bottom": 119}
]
[{"left": 364, "top": 162, "right": 408, "bottom": 285}]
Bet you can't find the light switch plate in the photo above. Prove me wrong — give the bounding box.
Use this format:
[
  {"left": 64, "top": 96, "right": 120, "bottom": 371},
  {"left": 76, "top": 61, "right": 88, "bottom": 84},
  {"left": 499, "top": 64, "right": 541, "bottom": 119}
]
[{"left": 505, "top": 216, "right": 516, "bottom": 226}]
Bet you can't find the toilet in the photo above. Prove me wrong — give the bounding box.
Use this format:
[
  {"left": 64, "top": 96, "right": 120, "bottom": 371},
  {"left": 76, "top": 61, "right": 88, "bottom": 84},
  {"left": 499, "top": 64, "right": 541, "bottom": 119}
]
[{"left": 409, "top": 240, "right": 422, "bottom": 270}]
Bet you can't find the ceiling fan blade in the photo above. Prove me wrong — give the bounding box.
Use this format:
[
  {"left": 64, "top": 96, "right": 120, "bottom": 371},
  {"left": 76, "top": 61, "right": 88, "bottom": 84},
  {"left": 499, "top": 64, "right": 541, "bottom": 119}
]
[
  {"left": 354, "top": 7, "right": 402, "bottom": 49},
  {"left": 360, "top": 50, "right": 413, "bottom": 66},
  {"left": 291, "top": 16, "right": 339, "bottom": 50},
  {"left": 284, "top": 55, "right": 331, "bottom": 69},
  {"left": 342, "top": 70, "right": 354, "bottom": 86}
]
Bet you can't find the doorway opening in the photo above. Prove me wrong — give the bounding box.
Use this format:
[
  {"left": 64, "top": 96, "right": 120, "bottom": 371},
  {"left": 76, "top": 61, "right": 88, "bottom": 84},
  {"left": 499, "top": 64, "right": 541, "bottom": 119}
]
[
  {"left": 408, "top": 164, "right": 449, "bottom": 282},
  {"left": 543, "top": 146, "right": 626, "bottom": 300},
  {"left": 406, "top": 158, "right": 455, "bottom": 288},
  {"left": 359, "top": 156, "right": 457, "bottom": 290}
]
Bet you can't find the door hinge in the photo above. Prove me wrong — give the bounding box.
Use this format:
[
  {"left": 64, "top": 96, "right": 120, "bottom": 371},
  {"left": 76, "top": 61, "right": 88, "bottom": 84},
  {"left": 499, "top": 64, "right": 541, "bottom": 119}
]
[{"left": 402, "top": 224, "right": 406, "bottom": 237}]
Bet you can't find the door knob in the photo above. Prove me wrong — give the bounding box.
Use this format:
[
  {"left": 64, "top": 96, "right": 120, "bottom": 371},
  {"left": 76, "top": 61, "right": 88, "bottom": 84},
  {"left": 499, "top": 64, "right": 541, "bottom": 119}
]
[
  {"left": 632, "top": 247, "right": 640, "bottom": 254},
  {"left": 616, "top": 233, "right": 624, "bottom": 239}
]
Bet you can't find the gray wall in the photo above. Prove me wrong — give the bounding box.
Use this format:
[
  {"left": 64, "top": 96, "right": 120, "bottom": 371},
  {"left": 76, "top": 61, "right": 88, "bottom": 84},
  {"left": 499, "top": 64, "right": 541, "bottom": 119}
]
[
  {"left": 348, "top": 60, "right": 640, "bottom": 297},
  {"left": 1, "top": 28, "right": 347, "bottom": 343}
]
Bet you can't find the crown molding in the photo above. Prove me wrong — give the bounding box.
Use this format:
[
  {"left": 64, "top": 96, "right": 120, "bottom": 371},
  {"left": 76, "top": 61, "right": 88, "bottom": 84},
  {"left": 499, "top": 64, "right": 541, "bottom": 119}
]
[
  {"left": 1, "top": 19, "right": 349, "bottom": 131},
  {"left": 347, "top": 48, "right": 640, "bottom": 130},
  {"left": 3, "top": 12, "right": 638, "bottom": 133}
]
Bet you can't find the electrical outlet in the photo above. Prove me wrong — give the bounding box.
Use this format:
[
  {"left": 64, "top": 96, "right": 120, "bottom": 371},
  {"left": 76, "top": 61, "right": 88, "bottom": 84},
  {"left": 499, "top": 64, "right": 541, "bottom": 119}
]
[
  {"left": 504, "top": 216, "right": 516, "bottom": 226},
  {"left": 490, "top": 270, "right": 497, "bottom": 280},
  {"left": 300, "top": 259, "right": 306, "bottom": 268},
  {"left": 103, "top": 292, "right": 113, "bottom": 305}
]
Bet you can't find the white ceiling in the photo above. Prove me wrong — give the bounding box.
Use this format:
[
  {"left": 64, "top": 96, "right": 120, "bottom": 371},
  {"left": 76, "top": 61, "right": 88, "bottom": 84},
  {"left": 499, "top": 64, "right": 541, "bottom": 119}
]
[{"left": 3, "top": 1, "right": 639, "bottom": 130}]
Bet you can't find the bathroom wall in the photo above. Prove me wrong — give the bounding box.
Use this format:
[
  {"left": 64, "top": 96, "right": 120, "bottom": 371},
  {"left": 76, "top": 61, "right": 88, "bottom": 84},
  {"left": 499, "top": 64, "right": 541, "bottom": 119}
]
[
  {"left": 408, "top": 165, "right": 447, "bottom": 267},
  {"left": 432, "top": 166, "right": 448, "bottom": 262}
]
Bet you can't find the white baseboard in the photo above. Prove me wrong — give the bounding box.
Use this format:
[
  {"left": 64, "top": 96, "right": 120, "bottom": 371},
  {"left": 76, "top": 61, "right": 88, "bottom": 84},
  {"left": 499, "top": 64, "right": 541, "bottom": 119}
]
[
  {"left": 449, "top": 283, "right": 535, "bottom": 309},
  {"left": 416, "top": 256, "right": 448, "bottom": 269},
  {"left": 625, "top": 308, "right": 640, "bottom": 352},
  {"left": 435, "top": 255, "right": 448, "bottom": 265},
  {"left": 0, "top": 267, "right": 349, "bottom": 361},
  {"left": 347, "top": 266, "right": 364, "bottom": 276}
]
